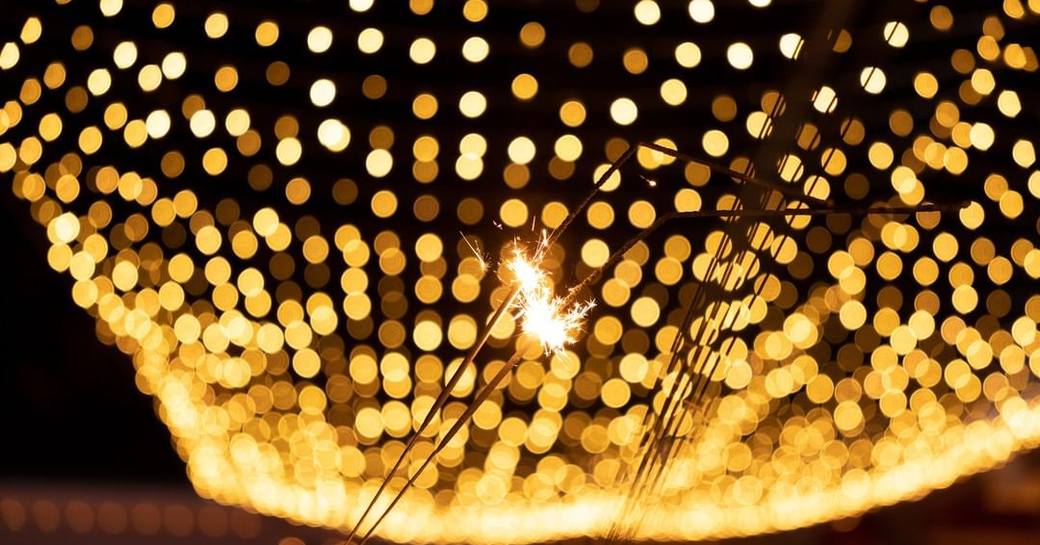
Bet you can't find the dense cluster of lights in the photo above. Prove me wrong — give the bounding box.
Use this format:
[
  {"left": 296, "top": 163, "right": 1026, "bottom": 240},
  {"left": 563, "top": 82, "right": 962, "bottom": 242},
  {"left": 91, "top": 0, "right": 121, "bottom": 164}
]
[{"left": 3, "top": 0, "right": 1040, "bottom": 542}]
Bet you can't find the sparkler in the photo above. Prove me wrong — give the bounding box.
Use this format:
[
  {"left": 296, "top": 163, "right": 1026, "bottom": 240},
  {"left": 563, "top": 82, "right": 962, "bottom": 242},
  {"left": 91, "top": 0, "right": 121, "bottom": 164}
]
[
  {"left": 352, "top": 248, "right": 590, "bottom": 545},
  {"left": 345, "top": 119, "right": 936, "bottom": 544},
  {"left": 516, "top": 294, "right": 595, "bottom": 356},
  {"left": 345, "top": 202, "right": 588, "bottom": 545},
  {"left": 509, "top": 242, "right": 595, "bottom": 355}
]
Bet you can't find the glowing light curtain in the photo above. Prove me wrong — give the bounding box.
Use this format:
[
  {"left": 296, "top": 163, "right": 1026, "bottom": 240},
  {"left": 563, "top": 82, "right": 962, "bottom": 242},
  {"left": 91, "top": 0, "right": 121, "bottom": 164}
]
[{"left": 2, "top": 0, "right": 1039, "bottom": 542}]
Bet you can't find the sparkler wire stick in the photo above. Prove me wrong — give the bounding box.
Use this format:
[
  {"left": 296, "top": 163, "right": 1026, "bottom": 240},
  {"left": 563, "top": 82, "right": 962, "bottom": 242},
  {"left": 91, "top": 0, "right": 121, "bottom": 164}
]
[
  {"left": 345, "top": 134, "right": 631, "bottom": 544},
  {"left": 604, "top": 14, "right": 852, "bottom": 535},
  {"left": 635, "top": 140, "right": 834, "bottom": 208},
  {"left": 354, "top": 242, "right": 595, "bottom": 544},
  {"left": 342, "top": 285, "right": 520, "bottom": 544},
  {"left": 563, "top": 203, "right": 960, "bottom": 308},
  {"left": 639, "top": 23, "right": 902, "bottom": 510},
  {"left": 614, "top": 15, "right": 912, "bottom": 536},
  {"left": 608, "top": 122, "right": 795, "bottom": 540},
  {"left": 355, "top": 347, "right": 529, "bottom": 545}
]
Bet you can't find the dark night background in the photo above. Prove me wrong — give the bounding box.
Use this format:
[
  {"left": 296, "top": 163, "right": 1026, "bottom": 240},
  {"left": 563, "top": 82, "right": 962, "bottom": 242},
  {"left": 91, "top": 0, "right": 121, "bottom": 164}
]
[{"left": 2, "top": 191, "right": 185, "bottom": 484}]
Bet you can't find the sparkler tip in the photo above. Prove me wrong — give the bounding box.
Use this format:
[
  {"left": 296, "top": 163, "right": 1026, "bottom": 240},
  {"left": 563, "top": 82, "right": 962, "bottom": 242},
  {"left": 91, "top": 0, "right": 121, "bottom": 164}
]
[{"left": 506, "top": 244, "right": 593, "bottom": 355}]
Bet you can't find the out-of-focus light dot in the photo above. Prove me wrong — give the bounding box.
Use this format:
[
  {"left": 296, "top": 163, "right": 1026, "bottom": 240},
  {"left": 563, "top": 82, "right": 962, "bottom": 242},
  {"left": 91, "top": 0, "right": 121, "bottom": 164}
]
[
  {"left": 914, "top": 72, "right": 937, "bottom": 98},
  {"left": 276, "top": 138, "right": 302, "bottom": 165},
  {"left": 460, "top": 133, "right": 487, "bottom": 157},
  {"left": 582, "top": 239, "right": 609, "bottom": 267},
  {"left": 367, "top": 148, "right": 393, "bottom": 177},
  {"left": 139, "top": 64, "right": 163, "bottom": 91},
  {"left": 727, "top": 42, "right": 753, "bottom": 69},
  {"left": 601, "top": 378, "right": 631, "bottom": 408},
  {"left": 507, "top": 136, "right": 536, "bottom": 164},
  {"left": 190, "top": 109, "right": 215, "bottom": 137},
  {"left": 293, "top": 350, "right": 321, "bottom": 378},
  {"left": 349, "top": 0, "right": 374, "bottom": 12},
  {"left": 499, "top": 198, "right": 528, "bottom": 227},
  {"left": 202, "top": 147, "right": 227, "bottom": 174},
  {"left": 674, "top": 42, "right": 702, "bottom": 68},
  {"left": 213, "top": 65, "right": 237, "bottom": 92},
  {"left": 623, "top": 48, "right": 649, "bottom": 74},
  {"left": 145, "top": 110, "right": 171, "bottom": 138},
  {"left": 255, "top": 21, "right": 279, "bottom": 47},
  {"left": 204, "top": 12, "right": 229, "bottom": 38},
  {"left": 52, "top": 212, "right": 79, "bottom": 243},
  {"left": 310, "top": 79, "right": 336, "bottom": 107},
  {"left": 593, "top": 163, "right": 622, "bottom": 192},
  {"left": 884, "top": 21, "right": 909, "bottom": 47},
  {"left": 998, "top": 90, "right": 1021, "bottom": 117},
  {"left": 308, "top": 26, "right": 333, "bottom": 53},
  {"left": 463, "top": 0, "right": 489, "bottom": 22},
  {"left": 161, "top": 52, "right": 186, "bottom": 79},
  {"left": 554, "top": 134, "right": 582, "bottom": 161},
  {"left": 631, "top": 296, "right": 660, "bottom": 327},
  {"left": 511, "top": 73, "right": 539, "bottom": 100},
  {"left": 560, "top": 100, "right": 586, "bottom": 127},
  {"left": 413, "top": 93, "right": 438, "bottom": 119},
  {"left": 20, "top": 18, "right": 42, "bottom": 45},
  {"left": 519, "top": 22, "right": 546, "bottom": 48},
  {"left": 568, "top": 42, "right": 594, "bottom": 68},
  {"left": 152, "top": 3, "right": 175, "bottom": 28},
  {"left": 410, "top": 37, "right": 437, "bottom": 64},
  {"left": 410, "top": 0, "right": 434, "bottom": 15},
  {"left": 413, "top": 321, "right": 443, "bottom": 351},
  {"left": 358, "top": 28, "right": 384, "bottom": 54},
  {"left": 1013, "top": 140, "right": 1036, "bottom": 167},
  {"left": 968, "top": 123, "right": 994, "bottom": 151},
  {"left": 971, "top": 68, "right": 995, "bottom": 95},
  {"left": 702, "top": 129, "right": 729, "bottom": 157},
  {"left": 100, "top": 0, "right": 123, "bottom": 17},
  {"left": 0, "top": 42, "right": 20, "bottom": 70},
  {"left": 860, "top": 66, "right": 887, "bottom": 93},
  {"left": 459, "top": 91, "right": 487, "bottom": 118},
  {"left": 610, "top": 97, "right": 638, "bottom": 126},
  {"left": 634, "top": 0, "right": 661, "bottom": 25},
  {"left": 456, "top": 155, "right": 483, "bottom": 180},
  {"left": 415, "top": 233, "right": 443, "bottom": 262},
  {"left": 462, "top": 37, "right": 489, "bottom": 62},
  {"left": 688, "top": 0, "right": 715, "bottom": 23},
  {"left": 812, "top": 86, "right": 838, "bottom": 113},
  {"left": 318, "top": 119, "right": 351, "bottom": 152},
  {"left": 779, "top": 33, "right": 802, "bottom": 59},
  {"left": 225, "top": 109, "right": 250, "bottom": 136},
  {"left": 113, "top": 41, "right": 138, "bottom": 69},
  {"left": 619, "top": 354, "right": 649, "bottom": 383},
  {"left": 660, "top": 79, "right": 687, "bottom": 106},
  {"left": 834, "top": 401, "right": 863, "bottom": 432}
]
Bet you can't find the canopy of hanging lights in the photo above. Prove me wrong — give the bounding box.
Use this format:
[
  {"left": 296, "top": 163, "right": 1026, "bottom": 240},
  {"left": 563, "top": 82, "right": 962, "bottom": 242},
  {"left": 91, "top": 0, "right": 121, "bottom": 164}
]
[{"left": 2, "top": 0, "right": 1039, "bottom": 542}]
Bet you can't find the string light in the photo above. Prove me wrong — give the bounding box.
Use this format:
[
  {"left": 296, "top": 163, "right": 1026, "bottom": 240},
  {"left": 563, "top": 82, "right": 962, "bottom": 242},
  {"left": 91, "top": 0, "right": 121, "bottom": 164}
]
[{"left": 2, "top": 1, "right": 1039, "bottom": 543}]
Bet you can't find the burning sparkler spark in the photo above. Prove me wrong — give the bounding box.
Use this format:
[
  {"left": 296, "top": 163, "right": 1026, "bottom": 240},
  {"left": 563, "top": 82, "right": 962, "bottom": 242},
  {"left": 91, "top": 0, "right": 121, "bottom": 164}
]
[
  {"left": 507, "top": 248, "right": 545, "bottom": 294},
  {"left": 517, "top": 295, "right": 595, "bottom": 355},
  {"left": 506, "top": 243, "right": 594, "bottom": 355}
]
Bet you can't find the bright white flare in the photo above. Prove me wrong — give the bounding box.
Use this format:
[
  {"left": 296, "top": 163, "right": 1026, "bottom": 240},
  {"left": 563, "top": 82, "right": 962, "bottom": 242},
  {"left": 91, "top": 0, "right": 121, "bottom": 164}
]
[
  {"left": 519, "top": 294, "right": 595, "bottom": 354},
  {"left": 507, "top": 244, "right": 594, "bottom": 355}
]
